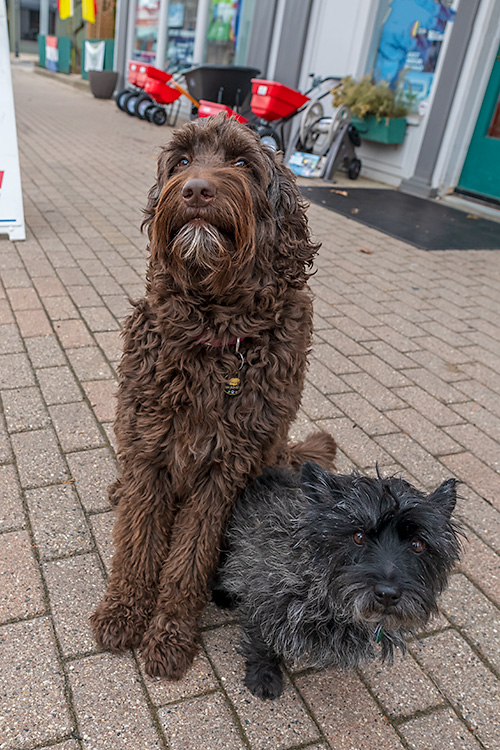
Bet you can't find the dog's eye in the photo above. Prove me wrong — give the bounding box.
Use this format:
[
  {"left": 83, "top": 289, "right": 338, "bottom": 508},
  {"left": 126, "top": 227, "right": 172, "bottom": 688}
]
[
  {"left": 411, "top": 538, "right": 425, "bottom": 553},
  {"left": 177, "top": 157, "right": 190, "bottom": 168},
  {"left": 233, "top": 158, "right": 247, "bottom": 167},
  {"left": 353, "top": 531, "right": 366, "bottom": 546}
]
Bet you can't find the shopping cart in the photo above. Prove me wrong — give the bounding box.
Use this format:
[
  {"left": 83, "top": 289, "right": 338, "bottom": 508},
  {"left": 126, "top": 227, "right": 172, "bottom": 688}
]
[{"left": 115, "top": 62, "right": 199, "bottom": 126}]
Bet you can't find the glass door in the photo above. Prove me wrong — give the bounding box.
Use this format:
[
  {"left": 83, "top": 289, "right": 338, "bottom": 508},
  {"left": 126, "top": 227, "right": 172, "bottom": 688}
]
[{"left": 458, "top": 43, "right": 500, "bottom": 202}]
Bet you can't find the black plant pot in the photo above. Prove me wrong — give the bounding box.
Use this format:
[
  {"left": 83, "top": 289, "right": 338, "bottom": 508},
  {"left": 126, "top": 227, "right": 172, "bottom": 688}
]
[{"left": 89, "top": 70, "right": 119, "bottom": 99}]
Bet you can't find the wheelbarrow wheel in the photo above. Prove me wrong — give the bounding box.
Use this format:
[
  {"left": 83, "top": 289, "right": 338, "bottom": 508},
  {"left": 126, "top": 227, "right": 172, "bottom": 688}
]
[
  {"left": 116, "top": 89, "right": 131, "bottom": 111},
  {"left": 151, "top": 107, "right": 167, "bottom": 126},
  {"left": 256, "top": 125, "right": 282, "bottom": 152},
  {"left": 135, "top": 93, "right": 154, "bottom": 120},
  {"left": 125, "top": 92, "right": 140, "bottom": 116},
  {"left": 348, "top": 158, "right": 361, "bottom": 180}
]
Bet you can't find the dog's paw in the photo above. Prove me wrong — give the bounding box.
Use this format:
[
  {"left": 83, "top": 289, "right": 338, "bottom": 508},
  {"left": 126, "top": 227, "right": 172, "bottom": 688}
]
[
  {"left": 90, "top": 597, "right": 150, "bottom": 652},
  {"left": 244, "top": 662, "right": 284, "bottom": 700},
  {"left": 141, "top": 617, "right": 198, "bottom": 680}
]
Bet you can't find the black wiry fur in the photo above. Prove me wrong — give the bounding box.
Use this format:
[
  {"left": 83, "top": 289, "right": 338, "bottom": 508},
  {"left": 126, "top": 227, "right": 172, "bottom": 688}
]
[{"left": 217, "top": 462, "right": 462, "bottom": 700}]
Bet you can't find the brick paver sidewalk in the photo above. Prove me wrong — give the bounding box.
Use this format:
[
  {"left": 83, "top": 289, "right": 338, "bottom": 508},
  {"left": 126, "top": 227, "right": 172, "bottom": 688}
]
[{"left": 1, "top": 64, "right": 499, "bottom": 750}]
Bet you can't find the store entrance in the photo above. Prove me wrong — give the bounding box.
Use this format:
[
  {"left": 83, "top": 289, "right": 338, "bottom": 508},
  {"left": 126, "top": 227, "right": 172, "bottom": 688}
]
[{"left": 458, "top": 43, "right": 500, "bottom": 203}]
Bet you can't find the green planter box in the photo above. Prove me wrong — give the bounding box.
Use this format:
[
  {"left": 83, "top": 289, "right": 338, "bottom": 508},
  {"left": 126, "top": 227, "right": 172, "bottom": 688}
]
[{"left": 352, "top": 115, "right": 407, "bottom": 144}]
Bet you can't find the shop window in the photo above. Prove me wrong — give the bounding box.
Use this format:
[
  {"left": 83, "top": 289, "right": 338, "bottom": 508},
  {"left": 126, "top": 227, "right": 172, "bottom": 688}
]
[
  {"left": 165, "top": 0, "right": 198, "bottom": 69},
  {"left": 133, "top": 0, "right": 160, "bottom": 63},
  {"left": 371, "top": 0, "right": 458, "bottom": 113},
  {"left": 205, "top": 0, "right": 255, "bottom": 66}
]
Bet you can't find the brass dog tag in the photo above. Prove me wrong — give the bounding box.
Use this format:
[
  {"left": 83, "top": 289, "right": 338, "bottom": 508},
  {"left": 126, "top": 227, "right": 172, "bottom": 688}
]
[{"left": 224, "top": 377, "right": 241, "bottom": 396}]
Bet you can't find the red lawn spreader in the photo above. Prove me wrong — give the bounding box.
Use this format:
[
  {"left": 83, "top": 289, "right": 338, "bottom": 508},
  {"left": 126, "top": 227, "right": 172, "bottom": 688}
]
[{"left": 116, "top": 62, "right": 199, "bottom": 126}]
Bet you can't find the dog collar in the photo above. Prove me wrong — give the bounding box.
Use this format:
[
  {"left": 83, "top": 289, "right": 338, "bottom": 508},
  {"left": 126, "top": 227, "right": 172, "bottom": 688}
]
[
  {"left": 198, "top": 334, "right": 245, "bottom": 348},
  {"left": 374, "top": 624, "right": 383, "bottom": 643}
]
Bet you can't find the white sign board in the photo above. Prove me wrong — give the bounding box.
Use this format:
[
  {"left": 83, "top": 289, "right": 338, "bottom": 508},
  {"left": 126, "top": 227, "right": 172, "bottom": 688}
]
[{"left": 0, "top": 0, "right": 26, "bottom": 241}]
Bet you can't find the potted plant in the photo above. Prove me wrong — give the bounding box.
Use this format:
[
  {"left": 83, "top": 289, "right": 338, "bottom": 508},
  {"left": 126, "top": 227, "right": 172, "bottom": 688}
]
[{"left": 332, "top": 75, "right": 410, "bottom": 144}]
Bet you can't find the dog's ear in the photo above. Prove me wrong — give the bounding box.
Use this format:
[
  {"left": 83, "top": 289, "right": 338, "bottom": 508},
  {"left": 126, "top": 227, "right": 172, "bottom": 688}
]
[
  {"left": 300, "top": 461, "right": 344, "bottom": 504},
  {"left": 427, "top": 478, "right": 458, "bottom": 517},
  {"left": 141, "top": 147, "right": 171, "bottom": 241},
  {"left": 267, "top": 159, "right": 320, "bottom": 287}
]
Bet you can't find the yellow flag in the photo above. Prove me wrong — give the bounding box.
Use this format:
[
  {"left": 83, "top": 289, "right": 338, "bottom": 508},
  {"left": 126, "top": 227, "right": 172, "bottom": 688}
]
[
  {"left": 58, "top": 0, "right": 74, "bottom": 20},
  {"left": 82, "top": 0, "right": 96, "bottom": 23}
]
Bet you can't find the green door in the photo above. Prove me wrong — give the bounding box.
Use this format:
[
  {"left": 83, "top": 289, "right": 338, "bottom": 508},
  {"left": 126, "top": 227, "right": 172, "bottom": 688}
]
[{"left": 458, "top": 45, "right": 500, "bottom": 202}]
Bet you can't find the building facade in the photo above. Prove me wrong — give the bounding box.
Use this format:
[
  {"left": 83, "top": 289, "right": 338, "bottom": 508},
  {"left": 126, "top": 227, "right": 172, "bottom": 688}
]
[{"left": 114, "top": 0, "right": 500, "bottom": 206}]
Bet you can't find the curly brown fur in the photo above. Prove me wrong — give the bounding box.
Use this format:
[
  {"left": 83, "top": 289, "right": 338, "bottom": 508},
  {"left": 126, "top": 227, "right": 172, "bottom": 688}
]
[{"left": 90, "top": 114, "right": 336, "bottom": 680}]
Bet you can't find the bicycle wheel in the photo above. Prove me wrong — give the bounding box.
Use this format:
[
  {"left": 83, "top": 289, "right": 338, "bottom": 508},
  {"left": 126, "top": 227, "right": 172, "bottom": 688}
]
[
  {"left": 116, "top": 89, "right": 131, "bottom": 111},
  {"left": 125, "top": 92, "right": 140, "bottom": 116}
]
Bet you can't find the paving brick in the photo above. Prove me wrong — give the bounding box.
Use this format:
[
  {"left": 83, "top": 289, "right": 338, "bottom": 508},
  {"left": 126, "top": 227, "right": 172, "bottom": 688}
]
[
  {"left": 352, "top": 353, "right": 411, "bottom": 387},
  {"left": 445, "top": 423, "right": 500, "bottom": 473},
  {"left": 440, "top": 452, "right": 500, "bottom": 511},
  {"left": 411, "top": 630, "right": 500, "bottom": 749},
  {"left": 94, "top": 330, "right": 123, "bottom": 363},
  {"left": 37, "top": 365, "right": 83, "bottom": 404},
  {"left": 66, "top": 346, "right": 114, "bottom": 380},
  {"left": 203, "top": 626, "right": 320, "bottom": 750},
  {"left": 53, "top": 319, "right": 94, "bottom": 348},
  {"left": 452, "top": 401, "right": 500, "bottom": 443},
  {"left": 142, "top": 650, "right": 218, "bottom": 706},
  {"left": 359, "top": 652, "right": 443, "bottom": 718},
  {"left": 0, "top": 618, "right": 72, "bottom": 749},
  {"left": 26, "top": 483, "right": 91, "bottom": 559},
  {"left": 0, "top": 324, "right": 24, "bottom": 354},
  {"left": 333, "top": 392, "right": 398, "bottom": 435},
  {"left": 455, "top": 487, "right": 500, "bottom": 553},
  {"left": 320, "top": 416, "right": 393, "bottom": 470},
  {"left": 25, "top": 334, "right": 66, "bottom": 368},
  {"left": 49, "top": 402, "right": 105, "bottom": 452},
  {"left": 458, "top": 531, "right": 500, "bottom": 607},
  {"left": 44, "top": 554, "right": 105, "bottom": 656},
  {"left": 32, "top": 277, "right": 67, "bottom": 298},
  {"left": 439, "top": 573, "right": 500, "bottom": 673},
  {"left": 14, "top": 308, "right": 53, "bottom": 337},
  {"left": 394, "top": 385, "right": 464, "bottom": 427},
  {"left": 80, "top": 305, "right": 120, "bottom": 332},
  {"left": 364, "top": 340, "right": 418, "bottom": 370},
  {"left": 159, "top": 692, "right": 246, "bottom": 750},
  {"left": 295, "top": 668, "right": 403, "bottom": 749},
  {"left": 301, "top": 382, "right": 341, "bottom": 420},
  {"left": 0, "top": 352, "right": 35, "bottom": 389},
  {"left": 341, "top": 371, "right": 406, "bottom": 411},
  {"left": 311, "top": 342, "right": 360, "bottom": 375},
  {"left": 403, "top": 367, "right": 470, "bottom": 404},
  {"left": 306, "top": 357, "right": 352, "bottom": 395},
  {"left": 399, "top": 709, "right": 483, "bottom": 749},
  {"left": 89, "top": 510, "right": 115, "bottom": 572},
  {"left": 43, "top": 294, "right": 79, "bottom": 320},
  {"left": 7, "top": 286, "right": 42, "bottom": 310},
  {"left": 82, "top": 379, "right": 117, "bottom": 422},
  {"left": 67, "top": 447, "right": 116, "bottom": 511},
  {"left": 68, "top": 652, "right": 163, "bottom": 748},
  {"left": 1, "top": 386, "right": 51, "bottom": 432},
  {"left": 385, "top": 408, "right": 461, "bottom": 456},
  {"left": 0, "top": 530, "right": 44, "bottom": 622},
  {"left": 0, "top": 464, "right": 25, "bottom": 531},
  {"left": 11, "top": 428, "right": 69, "bottom": 488},
  {"left": 68, "top": 284, "right": 103, "bottom": 307},
  {"left": 375, "top": 433, "right": 450, "bottom": 490}
]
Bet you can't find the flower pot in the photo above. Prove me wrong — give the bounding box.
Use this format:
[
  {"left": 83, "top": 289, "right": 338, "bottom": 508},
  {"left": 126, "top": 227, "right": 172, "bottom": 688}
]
[
  {"left": 352, "top": 115, "right": 407, "bottom": 144},
  {"left": 89, "top": 70, "right": 119, "bottom": 99}
]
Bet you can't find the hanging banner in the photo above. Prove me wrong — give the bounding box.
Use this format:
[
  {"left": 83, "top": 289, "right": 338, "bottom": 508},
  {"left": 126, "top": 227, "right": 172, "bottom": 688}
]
[
  {"left": 0, "top": 0, "right": 26, "bottom": 241},
  {"left": 45, "top": 35, "right": 59, "bottom": 71}
]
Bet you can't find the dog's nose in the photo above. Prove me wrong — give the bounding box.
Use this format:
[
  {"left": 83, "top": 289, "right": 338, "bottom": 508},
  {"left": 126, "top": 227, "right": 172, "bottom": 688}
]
[
  {"left": 181, "top": 178, "right": 216, "bottom": 207},
  {"left": 374, "top": 584, "right": 401, "bottom": 608}
]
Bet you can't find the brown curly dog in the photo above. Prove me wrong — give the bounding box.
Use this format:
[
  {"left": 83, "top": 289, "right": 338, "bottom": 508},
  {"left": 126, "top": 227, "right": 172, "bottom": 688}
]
[{"left": 90, "top": 114, "right": 337, "bottom": 680}]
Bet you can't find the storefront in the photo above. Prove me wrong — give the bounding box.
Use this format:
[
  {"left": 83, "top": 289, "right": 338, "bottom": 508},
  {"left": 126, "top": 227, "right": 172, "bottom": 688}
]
[{"left": 113, "top": 0, "right": 500, "bottom": 207}]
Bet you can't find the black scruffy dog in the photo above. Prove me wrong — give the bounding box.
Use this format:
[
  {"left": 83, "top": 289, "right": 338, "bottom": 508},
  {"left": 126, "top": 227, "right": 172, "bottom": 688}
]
[{"left": 217, "top": 461, "right": 462, "bottom": 700}]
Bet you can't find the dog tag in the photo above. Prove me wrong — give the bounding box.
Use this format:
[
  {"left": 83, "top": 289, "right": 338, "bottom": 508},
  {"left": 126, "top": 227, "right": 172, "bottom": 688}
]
[{"left": 224, "top": 377, "right": 241, "bottom": 396}]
